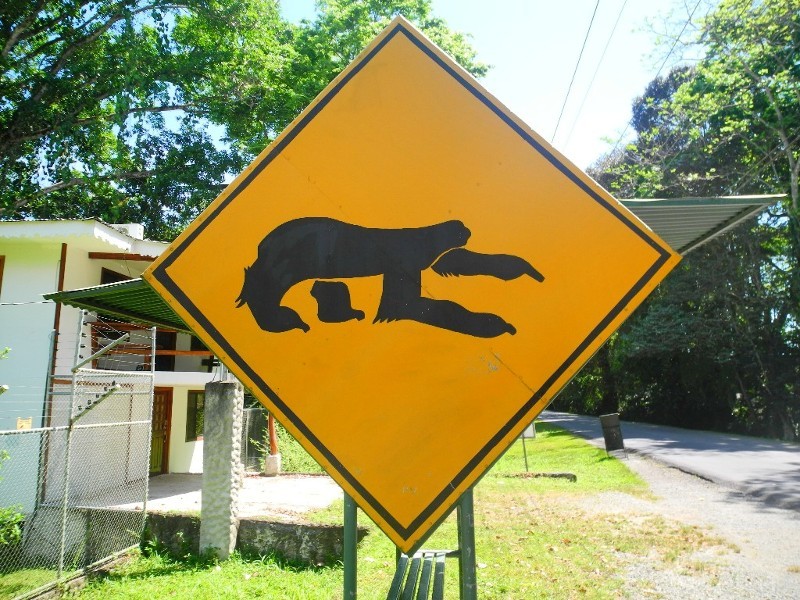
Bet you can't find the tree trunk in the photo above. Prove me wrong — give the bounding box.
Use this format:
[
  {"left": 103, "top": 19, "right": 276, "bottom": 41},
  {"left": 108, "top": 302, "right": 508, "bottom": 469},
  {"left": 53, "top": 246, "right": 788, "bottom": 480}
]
[
  {"left": 597, "top": 345, "right": 618, "bottom": 415},
  {"left": 777, "top": 406, "right": 797, "bottom": 442}
]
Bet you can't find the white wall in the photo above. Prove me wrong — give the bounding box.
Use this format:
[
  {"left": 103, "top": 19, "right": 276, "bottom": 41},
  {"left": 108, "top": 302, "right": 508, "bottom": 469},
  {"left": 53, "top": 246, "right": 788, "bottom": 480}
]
[
  {"left": 168, "top": 385, "right": 204, "bottom": 473},
  {"left": 0, "top": 242, "right": 61, "bottom": 430},
  {"left": 0, "top": 242, "right": 64, "bottom": 511}
]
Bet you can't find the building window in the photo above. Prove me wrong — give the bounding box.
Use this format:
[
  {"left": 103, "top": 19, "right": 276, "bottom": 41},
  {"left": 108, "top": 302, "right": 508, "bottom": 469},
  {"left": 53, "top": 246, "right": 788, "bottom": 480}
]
[
  {"left": 100, "top": 267, "right": 129, "bottom": 284},
  {"left": 154, "top": 330, "right": 176, "bottom": 371},
  {"left": 186, "top": 390, "right": 205, "bottom": 441}
]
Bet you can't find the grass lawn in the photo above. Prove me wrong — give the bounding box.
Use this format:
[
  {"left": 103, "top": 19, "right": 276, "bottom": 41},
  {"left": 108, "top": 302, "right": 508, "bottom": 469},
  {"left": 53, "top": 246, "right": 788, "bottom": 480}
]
[
  {"left": 70, "top": 422, "right": 719, "bottom": 599},
  {"left": 0, "top": 566, "right": 58, "bottom": 599}
]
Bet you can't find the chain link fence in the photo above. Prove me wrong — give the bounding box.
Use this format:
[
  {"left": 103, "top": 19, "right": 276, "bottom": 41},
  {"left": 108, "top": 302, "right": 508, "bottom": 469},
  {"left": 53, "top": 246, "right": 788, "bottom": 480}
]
[
  {"left": 0, "top": 315, "right": 154, "bottom": 599},
  {"left": 241, "top": 407, "right": 268, "bottom": 473}
]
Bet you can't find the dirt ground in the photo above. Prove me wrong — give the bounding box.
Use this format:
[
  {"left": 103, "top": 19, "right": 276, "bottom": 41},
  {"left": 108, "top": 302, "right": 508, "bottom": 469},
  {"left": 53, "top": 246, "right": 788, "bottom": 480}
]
[{"left": 570, "top": 454, "right": 800, "bottom": 599}]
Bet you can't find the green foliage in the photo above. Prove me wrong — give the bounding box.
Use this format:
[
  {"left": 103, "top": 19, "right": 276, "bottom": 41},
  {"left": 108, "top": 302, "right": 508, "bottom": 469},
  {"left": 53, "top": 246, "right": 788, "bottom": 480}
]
[
  {"left": 273, "top": 422, "right": 324, "bottom": 474},
  {"left": 0, "top": 506, "right": 23, "bottom": 546},
  {"left": 0, "top": 451, "right": 24, "bottom": 546},
  {"left": 568, "top": 0, "right": 800, "bottom": 440},
  {"left": 0, "top": 0, "right": 486, "bottom": 240},
  {"left": 249, "top": 418, "right": 325, "bottom": 474}
]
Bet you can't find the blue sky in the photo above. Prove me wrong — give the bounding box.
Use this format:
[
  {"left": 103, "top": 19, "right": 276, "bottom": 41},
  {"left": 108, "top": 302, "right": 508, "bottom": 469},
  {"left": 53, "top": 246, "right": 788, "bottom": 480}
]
[{"left": 281, "top": 0, "right": 714, "bottom": 170}]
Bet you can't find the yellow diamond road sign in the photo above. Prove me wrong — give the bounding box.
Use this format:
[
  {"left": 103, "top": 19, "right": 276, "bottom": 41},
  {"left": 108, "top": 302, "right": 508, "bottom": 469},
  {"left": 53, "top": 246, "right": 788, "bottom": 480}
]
[{"left": 144, "top": 17, "right": 680, "bottom": 553}]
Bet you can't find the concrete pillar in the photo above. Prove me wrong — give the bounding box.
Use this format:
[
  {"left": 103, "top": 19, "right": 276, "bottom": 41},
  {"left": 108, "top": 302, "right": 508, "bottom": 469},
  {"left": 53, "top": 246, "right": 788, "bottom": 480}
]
[
  {"left": 263, "top": 452, "right": 281, "bottom": 476},
  {"left": 199, "top": 380, "right": 244, "bottom": 559}
]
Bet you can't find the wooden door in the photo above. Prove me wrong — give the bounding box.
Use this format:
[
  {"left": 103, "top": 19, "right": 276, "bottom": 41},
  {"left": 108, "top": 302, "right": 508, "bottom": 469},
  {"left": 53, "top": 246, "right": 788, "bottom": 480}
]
[{"left": 150, "top": 388, "right": 172, "bottom": 475}]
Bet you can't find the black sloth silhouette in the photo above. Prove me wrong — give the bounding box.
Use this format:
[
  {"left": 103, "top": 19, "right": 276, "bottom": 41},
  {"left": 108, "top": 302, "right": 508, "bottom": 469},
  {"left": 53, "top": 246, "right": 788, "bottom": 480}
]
[{"left": 235, "top": 217, "right": 544, "bottom": 338}]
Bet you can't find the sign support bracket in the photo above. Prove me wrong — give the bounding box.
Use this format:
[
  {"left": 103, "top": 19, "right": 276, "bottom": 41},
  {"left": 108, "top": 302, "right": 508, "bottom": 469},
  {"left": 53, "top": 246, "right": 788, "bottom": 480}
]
[{"left": 343, "top": 488, "right": 479, "bottom": 599}]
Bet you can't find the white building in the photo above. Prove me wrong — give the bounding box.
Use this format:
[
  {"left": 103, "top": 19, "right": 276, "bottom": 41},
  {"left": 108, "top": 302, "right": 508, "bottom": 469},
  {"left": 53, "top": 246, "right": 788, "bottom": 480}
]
[{"left": 0, "top": 219, "right": 215, "bottom": 477}]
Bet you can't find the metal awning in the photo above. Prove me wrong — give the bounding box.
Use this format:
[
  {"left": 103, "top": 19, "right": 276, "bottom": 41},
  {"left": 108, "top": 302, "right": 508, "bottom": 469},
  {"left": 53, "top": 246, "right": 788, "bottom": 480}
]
[
  {"left": 44, "top": 194, "right": 783, "bottom": 331},
  {"left": 46, "top": 278, "right": 190, "bottom": 332},
  {"left": 622, "top": 195, "right": 781, "bottom": 254}
]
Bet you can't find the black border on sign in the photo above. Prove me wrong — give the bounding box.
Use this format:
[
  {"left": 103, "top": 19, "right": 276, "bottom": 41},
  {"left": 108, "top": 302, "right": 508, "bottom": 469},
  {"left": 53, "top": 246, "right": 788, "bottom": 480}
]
[{"left": 151, "top": 22, "right": 672, "bottom": 546}]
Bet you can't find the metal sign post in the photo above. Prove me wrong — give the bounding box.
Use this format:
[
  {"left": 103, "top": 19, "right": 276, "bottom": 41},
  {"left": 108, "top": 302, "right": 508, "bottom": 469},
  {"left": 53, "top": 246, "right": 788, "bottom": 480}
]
[
  {"left": 343, "top": 493, "right": 358, "bottom": 599},
  {"left": 457, "top": 489, "right": 478, "bottom": 600}
]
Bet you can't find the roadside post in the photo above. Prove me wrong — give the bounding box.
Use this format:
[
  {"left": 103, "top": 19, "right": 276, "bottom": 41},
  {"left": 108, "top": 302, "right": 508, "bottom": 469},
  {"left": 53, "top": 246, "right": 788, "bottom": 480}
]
[
  {"left": 142, "top": 16, "right": 679, "bottom": 597},
  {"left": 600, "top": 413, "right": 627, "bottom": 457},
  {"left": 521, "top": 421, "right": 536, "bottom": 472}
]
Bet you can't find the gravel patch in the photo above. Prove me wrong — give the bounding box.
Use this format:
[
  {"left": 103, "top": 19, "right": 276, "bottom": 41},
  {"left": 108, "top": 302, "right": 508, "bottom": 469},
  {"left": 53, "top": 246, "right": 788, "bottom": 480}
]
[{"left": 572, "top": 454, "right": 800, "bottom": 599}]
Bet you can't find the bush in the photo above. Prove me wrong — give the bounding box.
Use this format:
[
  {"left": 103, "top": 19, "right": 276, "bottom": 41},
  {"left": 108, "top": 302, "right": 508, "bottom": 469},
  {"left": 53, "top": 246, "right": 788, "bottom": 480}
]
[
  {"left": 0, "top": 507, "right": 23, "bottom": 546},
  {"left": 0, "top": 451, "right": 24, "bottom": 546},
  {"left": 275, "top": 423, "right": 325, "bottom": 473},
  {"left": 274, "top": 422, "right": 325, "bottom": 474},
  {"left": 251, "top": 420, "right": 325, "bottom": 474}
]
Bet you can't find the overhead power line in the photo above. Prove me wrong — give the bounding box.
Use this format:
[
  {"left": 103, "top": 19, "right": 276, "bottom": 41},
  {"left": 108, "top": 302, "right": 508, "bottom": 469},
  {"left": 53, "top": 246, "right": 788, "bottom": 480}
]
[
  {"left": 608, "top": 0, "right": 704, "bottom": 156},
  {"left": 551, "top": 0, "right": 601, "bottom": 143},
  {"left": 565, "top": 0, "right": 629, "bottom": 147}
]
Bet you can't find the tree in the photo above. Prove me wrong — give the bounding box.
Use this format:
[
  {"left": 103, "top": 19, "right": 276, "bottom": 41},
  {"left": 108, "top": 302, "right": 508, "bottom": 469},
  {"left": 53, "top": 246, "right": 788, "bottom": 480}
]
[
  {"left": 683, "top": 0, "right": 800, "bottom": 208},
  {"left": 559, "top": 0, "right": 800, "bottom": 440},
  {"left": 677, "top": 0, "right": 800, "bottom": 329},
  {"left": 591, "top": 67, "right": 699, "bottom": 199},
  {"left": 641, "top": 0, "right": 800, "bottom": 440},
  {"left": 1, "top": 0, "right": 485, "bottom": 239}
]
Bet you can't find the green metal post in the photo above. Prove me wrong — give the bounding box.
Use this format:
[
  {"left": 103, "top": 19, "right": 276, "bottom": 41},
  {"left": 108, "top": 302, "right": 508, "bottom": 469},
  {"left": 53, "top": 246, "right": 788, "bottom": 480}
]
[
  {"left": 457, "top": 488, "right": 478, "bottom": 600},
  {"left": 522, "top": 432, "right": 529, "bottom": 472},
  {"left": 343, "top": 493, "right": 358, "bottom": 599}
]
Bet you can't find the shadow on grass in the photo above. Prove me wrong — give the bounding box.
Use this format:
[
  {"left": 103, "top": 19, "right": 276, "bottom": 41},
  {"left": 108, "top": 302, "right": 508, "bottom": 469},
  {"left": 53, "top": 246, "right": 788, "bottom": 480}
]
[{"left": 91, "top": 546, "right": 340, "bottom": 591}]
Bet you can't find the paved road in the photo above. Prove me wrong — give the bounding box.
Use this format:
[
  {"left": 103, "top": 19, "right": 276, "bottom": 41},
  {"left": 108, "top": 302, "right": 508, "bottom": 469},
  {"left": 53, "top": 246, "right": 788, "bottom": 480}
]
[{"left": 540, "top": 410, "right": 800, "bottom": 511}]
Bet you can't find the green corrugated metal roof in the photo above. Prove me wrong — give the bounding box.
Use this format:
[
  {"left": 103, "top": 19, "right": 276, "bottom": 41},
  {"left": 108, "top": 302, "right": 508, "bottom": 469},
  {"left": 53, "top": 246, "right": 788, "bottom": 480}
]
[
  {"left": 44, "top": 278, "right": 190, "bottom": 332},
  {"left": 44, "top": 195, "right": 783, "bottom": 329}
]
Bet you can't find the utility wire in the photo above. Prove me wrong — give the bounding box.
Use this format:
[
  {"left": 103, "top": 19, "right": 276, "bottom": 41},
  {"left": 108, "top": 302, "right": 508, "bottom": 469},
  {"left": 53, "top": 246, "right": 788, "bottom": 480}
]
[
  {"left": 608, "top": 0, "right": 704, "bottom": 156},
  {"left": 551, "top": 0, "right": 601, "bottom": 143},
  {"left": 565, "top": 0, "right": 629, "bottom": 147}
]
